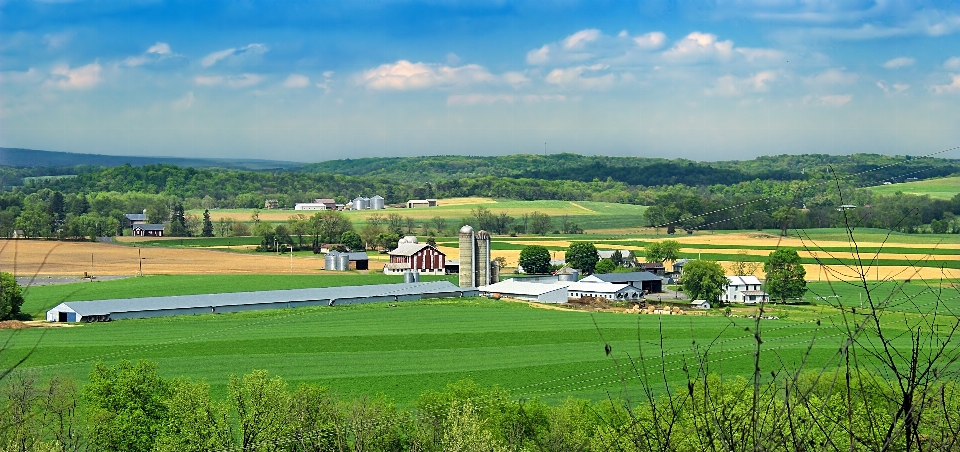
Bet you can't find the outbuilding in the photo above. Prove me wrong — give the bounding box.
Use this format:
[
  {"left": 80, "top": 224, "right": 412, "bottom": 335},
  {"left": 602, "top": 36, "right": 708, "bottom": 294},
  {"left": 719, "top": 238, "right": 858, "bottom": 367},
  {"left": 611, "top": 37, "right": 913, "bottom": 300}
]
[
  {"left": 132, "top": 224, "right": 165, "bottom": 237},
  {"left": 477, "top": 279, "right": 571, "bottom": 304},
  {"left": 384, "top": 243, "right": 446, "bottom": 275},
  {"left": 566, "top": 281, "right": 642, "bottom": 301},
  {"left": 46, "top": 281, "right": 474, "bottom": 322},
  {"left": 579, "top": 271, "right": 663, "bottom": 293}
]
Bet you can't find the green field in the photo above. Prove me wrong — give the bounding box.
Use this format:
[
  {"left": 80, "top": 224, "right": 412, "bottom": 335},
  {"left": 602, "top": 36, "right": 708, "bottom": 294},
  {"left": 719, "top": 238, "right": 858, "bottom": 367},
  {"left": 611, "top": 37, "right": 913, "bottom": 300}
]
[
  {"left": 869, "top": 176, "right": 960, "bottom": 200},
  {"left": 3, "top": 278, "right": 952, "bottom": 405}
]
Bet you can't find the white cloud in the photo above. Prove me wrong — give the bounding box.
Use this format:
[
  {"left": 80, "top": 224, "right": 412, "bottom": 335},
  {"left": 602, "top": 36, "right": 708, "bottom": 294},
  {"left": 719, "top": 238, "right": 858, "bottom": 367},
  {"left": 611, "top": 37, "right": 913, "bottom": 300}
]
[
  {"left": 944, "top": 57, "right": 960, "bottom": 70},
  {"left": 147, "top": 42, "right": 172, "bottom": 55},
  {"left": 633, "top": 32, "right": 667, "bottom": 50},
  {"left": 736, "top": 47, "right": 785, "bottom": 63},
  {"left": 201, "top": 43, "right": 268, "bottom": 68},
  {"left": 883, "top": 57, "right": 915, "bottom": 69},
  {"left": 526, "top": 45, "right": 551, "bottom": 65},
  {"left": 876, "top": 81, "right": 910, "bottom": 93},
  {"left": 316, "top": 71, "right": 334, "bottom": 93},
  {"left": 706, "top": 71, "right": 779, "bottom": 96},
  {"left": 805, "top": 94, "right": 852, "bottom": 106},
  {"left": 283, "top": 74, "right": 310, "bottom": 88},
  {"left": 893, "top": 83, "right": 909, "bottom": 92},
  {"left": 806, "top": 68, "right": 858, "bottom": 86},
  {"left": 662, "top": 32, "right": 734, "bottom": 62},
  {"left": 446, "top": 93, "right": 566, "bottom": 106},
  {"left": 796, "top": 11, "right": 960, "bottom": 40},
  {"left": 172, "top": 91, "right": 195, "bottom": 109},
  {"left": 48, "top": 63, "right": 101, "bottom": 89},
  {"left": 563, "top": 29, "right": 601, "bottom": 50},
  {"left": 502, "top": 71, "right": 530, "bottom": 88},
  {"left": 357, "top": 60, "right": 497, "bottom": 90},
  {"left": 0, "top": 68, "right": 42, "bottom": 84},
  {"left": 545, "top": 64, "right": 615, "bottom": 90},
  {"left": 931, "top": 74, "right": 960, "bottom": 94},
  {"left": 194, "top": 74, "right": 263, "bottom": 88}
]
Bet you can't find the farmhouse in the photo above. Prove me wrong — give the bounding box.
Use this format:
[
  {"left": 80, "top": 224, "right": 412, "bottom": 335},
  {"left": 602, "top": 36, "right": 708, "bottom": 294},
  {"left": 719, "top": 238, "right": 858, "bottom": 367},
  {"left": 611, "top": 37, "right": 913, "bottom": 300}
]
[
  {"left": 406, "top": 199, "right": 437, "bottom": 208},
  {"left": 579, "top": 271, "right": 663, "bottom": 293},
  {"left": 132, "top": 224, "right": 165, "bottom": 237},
  {"left": 46, "top": 281, "right": 474, "bottom": 322},
  {"left": 567, "top": 281, "right": 642, "bottom": 300},
  {"left": 598, "top": 249, "right": 636, "bottom": 266},
  {"left": 384, "top": 243, "right": 446, "bottom": 275},
  {"left": 672, "top": 258, "right": 690, "bottom": 275},
  {"left": 723, "top": 275, "right": 769, "bottom": 304},
  {"left": 639, "top": 262, "right": 665, "bottom": 276},
  {"left": 477, "top": 279, "right": 570, "bottom": 304}
]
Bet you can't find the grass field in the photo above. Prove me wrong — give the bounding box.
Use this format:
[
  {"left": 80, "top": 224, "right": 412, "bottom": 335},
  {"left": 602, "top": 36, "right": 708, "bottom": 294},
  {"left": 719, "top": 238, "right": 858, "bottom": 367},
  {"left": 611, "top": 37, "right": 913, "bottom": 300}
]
[
  {"left": 2, "top": 278, "right": 952, "bottom": 405},
  {"left": 193, "top": 199, "right": 649, "bottom": 233},
  {"left": 869, "top": 176, "right": 960, "bottom": 200}
]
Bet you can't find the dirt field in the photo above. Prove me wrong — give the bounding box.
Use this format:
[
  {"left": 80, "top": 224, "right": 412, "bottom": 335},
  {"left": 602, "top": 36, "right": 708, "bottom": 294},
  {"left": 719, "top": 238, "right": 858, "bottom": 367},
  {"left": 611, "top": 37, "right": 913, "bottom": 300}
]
[{"left": 0, "top": 240, "right": 334, "bottom": 276}]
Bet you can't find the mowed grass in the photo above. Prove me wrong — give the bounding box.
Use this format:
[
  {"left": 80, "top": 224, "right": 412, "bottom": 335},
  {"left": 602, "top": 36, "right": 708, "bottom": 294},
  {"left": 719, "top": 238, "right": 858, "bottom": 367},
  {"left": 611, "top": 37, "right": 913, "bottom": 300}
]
[
  {"left": 4, "top": 279, "right": 951, "bottom": 405},
  {"left": 19, "top": 273, "right": 456, "bottom": 318},
  {"left": 869, "top": 176, "right": 960, "bottom": 200}
]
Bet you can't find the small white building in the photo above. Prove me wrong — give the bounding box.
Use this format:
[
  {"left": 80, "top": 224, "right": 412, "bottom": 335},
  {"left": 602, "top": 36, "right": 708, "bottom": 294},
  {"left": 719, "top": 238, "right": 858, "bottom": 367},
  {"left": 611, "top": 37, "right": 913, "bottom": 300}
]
[
  {"left": 690, "top": 300, "right": 711, "bottom": 310},
  {"left": 294, "top": 203, "right": 328, "bottom": 211},
  {"left": 567, "top": 281, "right": 642, "bottom": 301},
  {"left": 406, "top": 199, "right": 437, "bottom": 208},
  {"left": 478, "top": 279, "right": 571, "bottom": 304},
  {"left": 723, "top": 275, "right": 769, "bottom": 304}
]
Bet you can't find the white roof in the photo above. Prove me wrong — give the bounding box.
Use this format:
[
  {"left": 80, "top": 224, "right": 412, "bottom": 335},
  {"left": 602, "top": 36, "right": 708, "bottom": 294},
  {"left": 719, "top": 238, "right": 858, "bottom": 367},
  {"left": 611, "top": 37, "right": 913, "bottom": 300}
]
[
  {"left": 389, "top": 243, "right": 441, "bottom": 257},
  {"left": 597, "top": 249, "right": 631, "bottom": 259},
  {"left": 478, "top": 280, "right": 571, "bottom": 296},
  {"left": 727, "top": 275, "right": 762, "bottom": 286},
  {"left": 566, "top": 282, "right": 633, "bottom": 294}
]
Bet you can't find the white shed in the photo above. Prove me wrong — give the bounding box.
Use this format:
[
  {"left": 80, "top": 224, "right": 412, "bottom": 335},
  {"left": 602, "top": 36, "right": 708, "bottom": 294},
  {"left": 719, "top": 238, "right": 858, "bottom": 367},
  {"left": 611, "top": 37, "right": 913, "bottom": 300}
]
[
  {"left": 566, "top": 281, "right": 642, "bottom": 301},
  {"left": 477, "top": 279, "right": 571, "bottom": 304}
]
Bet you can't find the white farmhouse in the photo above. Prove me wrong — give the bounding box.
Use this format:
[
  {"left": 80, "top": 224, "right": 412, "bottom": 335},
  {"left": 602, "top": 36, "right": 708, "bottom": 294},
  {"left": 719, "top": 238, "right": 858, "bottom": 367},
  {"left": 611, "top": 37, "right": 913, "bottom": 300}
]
[{"left": 723, "top": 275, "right": 769, "bottom": 304}]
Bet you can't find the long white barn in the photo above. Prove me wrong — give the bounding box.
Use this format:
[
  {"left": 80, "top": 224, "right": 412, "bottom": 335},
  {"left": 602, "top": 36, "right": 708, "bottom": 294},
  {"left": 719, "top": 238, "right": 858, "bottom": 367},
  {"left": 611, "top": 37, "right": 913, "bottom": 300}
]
[{"left": 47, "top": 281, "right": 476, "bottom": 322}]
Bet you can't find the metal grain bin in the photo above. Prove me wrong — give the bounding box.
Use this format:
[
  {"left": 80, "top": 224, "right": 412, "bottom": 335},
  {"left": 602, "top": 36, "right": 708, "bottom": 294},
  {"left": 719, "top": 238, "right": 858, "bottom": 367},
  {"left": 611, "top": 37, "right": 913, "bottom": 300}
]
[
  {"left": 403, "top": 271, "right": 420, "bottom": 283},
  {"left": 324, "top": 253, "right": 336, "bottom": 271},
  {"left": 558, "top": 270, "right": 579, "bottom": 282},
  {"left": 338, "top": 254, "right": 350, "bottom": 271}
]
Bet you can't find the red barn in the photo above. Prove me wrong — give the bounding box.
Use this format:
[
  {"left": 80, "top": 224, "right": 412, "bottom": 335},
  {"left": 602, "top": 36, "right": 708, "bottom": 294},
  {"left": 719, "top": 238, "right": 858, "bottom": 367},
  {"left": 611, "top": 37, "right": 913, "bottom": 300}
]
[{"left": 385, "top": 243, "right": 446, "bottom": 275}]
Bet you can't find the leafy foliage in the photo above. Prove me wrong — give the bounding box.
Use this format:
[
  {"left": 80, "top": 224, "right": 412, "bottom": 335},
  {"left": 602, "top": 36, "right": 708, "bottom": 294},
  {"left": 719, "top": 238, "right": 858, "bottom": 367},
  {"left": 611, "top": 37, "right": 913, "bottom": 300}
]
[
  {"left": 518, "top": 245, "right": 551, "bottom": 274},
  {"left": 644, "top": 240, "right": 681, "bottom": 263},
  {"left": 681, "top": 260, "right": 727, "bottom": 304},
  {"left": 764, "top": 248, "right": 807, "bottom": 302},
  {"left": 565, "top": 242, "right": 599, "bottom": 274},
  {"left": 0, "top": 272, "right": 24, "bottom": 320}
]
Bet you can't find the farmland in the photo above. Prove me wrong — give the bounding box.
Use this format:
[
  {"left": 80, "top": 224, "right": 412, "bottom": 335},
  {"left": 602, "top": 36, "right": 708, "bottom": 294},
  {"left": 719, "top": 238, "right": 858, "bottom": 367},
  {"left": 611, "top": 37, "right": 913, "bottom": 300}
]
[
  {"left": 869, "top": 176, "right": 960, "bottom": 200},
  {"left": 1, "top": 279, "right": 953, "bottom": 405}
]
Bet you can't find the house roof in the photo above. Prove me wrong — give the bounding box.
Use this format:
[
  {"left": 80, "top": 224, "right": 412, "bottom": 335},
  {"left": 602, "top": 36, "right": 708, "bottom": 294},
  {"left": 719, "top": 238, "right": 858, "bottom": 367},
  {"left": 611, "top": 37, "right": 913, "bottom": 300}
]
[
  {"left": 389, "top": 243, "right": 444, "bottom": 257},
  {"left": 640, "top": 262, "right": 664, "bottom": 268},
  {"left": 134, "top": 224, "right": 165, "bottom": 231},
  {"left": 125, "top": 213, "right": 147, "bottom": 221},
  {"left": 597, "top": 249, "right": 632, "bottom": 259},
  {"left": 52, "top": 281, "right": 462, "bottom": 317},
  {"left": 567, "top": 282, "right": 633, "bottom": 294},
  {"left": 478, "top": 280, "right": 570, "bottom": 296},
  {"left": 582, "top": 271, "right": 662, "bottom": 284},
  {"left": 741, "top": 290, "right": 768, "bottom": 296},
  {"left": 673, "top": 258, "right": 690, "bottom": 266},
  {"left": 727, "top": 275, "right": 762, "bottom": 286}
]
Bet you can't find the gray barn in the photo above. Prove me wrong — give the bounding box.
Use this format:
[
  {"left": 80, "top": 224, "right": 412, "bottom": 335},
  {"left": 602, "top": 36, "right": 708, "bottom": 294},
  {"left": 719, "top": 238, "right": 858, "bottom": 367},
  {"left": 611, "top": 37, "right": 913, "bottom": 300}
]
[{"left": 46, "top": 281, "right": 477, "bottom": 322}]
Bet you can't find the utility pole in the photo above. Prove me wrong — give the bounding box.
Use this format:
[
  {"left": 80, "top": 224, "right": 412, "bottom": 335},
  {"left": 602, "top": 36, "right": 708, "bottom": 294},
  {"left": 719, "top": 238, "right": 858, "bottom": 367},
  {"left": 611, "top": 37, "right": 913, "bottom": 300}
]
[
  {"left": 289, "top": 245, "right": 294, "bottom": 273},
  {"left": 544, "top": 142, "right": 547, "bottom": 156}
]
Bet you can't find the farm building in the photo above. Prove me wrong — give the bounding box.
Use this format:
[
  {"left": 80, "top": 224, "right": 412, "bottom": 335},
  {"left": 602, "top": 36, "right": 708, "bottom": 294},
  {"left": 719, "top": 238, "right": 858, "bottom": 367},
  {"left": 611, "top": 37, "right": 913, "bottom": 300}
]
[
  {"left": 294, "top": 200, "right": 335, "bottom": 211},
  {"left": 406, "top": 199, "right": 437, "bottom": 208},
  {"left": 723, "top": 275, "right": 769, "bottom": 304},
  {"left": 132, "top": 224, "right": 164, "bottom": 237},
  {"left": 125, "top": 210, "right": 147, "bottom": 227},
  {"left": 598, "top": 249, "right": 636, "bottom": 266},
  {"left": 264, "top": 199, "right": 279, "bottom": 209},
  {"left": 478, "top": 279, "right": 571, "bottom": 304},
  {"left": 46, "top": 281, "right": 475, "bottom": 322},
  {"left": 567, "top": 281, "right": 642, "bottom": 301},
  {"left": 324, "top": 251, "right": 369, "bottom": 270},
  {"left": 579, "top": 271, "right": 663, "bottom": 293},
  {"left": 690, "top": 300, "right": 711, "bottom": 310},
  {"left": 639, "top": 262, "right": 665, "bottom": 276},
  {"left": 671, "top": 259, "right": 690, "bottom": 275},
  {"left": 384, "top": 243, "right": 446, "bottom": 275}
]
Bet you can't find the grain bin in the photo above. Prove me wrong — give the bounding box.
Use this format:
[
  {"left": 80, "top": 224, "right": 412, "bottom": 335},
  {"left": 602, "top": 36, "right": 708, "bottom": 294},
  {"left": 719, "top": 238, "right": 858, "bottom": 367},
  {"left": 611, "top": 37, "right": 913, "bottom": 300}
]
[
  {"left": 403, "top": 270, "right": 420, "bottom": 283},
  {"left": 324, "top": 253, "right": 336, "bottom": 271},
  {"left": 558, "top": 270, "right": 579, "bottom": 282},
  {"left": 338, "top": 254, "right": 350, "bottom": 271},
  {"left": 370, "top": 195, "right": 385, "bottom": 210}
]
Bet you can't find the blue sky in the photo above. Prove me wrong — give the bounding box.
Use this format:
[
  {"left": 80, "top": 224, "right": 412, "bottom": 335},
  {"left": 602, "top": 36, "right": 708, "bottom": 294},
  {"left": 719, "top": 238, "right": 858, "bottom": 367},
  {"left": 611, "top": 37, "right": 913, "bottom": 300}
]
[{"left": 1, "top": 1, "right": 959, "bottom": 163}]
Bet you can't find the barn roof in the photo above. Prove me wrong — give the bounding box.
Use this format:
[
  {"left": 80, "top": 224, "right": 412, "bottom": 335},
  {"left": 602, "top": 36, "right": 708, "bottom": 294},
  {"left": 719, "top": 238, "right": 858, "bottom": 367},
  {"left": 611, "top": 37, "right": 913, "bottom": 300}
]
[
  {"left": 326, "top": 251, "right": 369, "bottom": 260},
  {"left": 582, "top": 271, "right": 662, "bottom": 283},
  {"left": 567, "top": 282, "right": 633, "bottom": 294},
  {"left": 478, "top": 280, "right": 570, "bottom": 296},
  {"left": 53, "top": 281, "right": 463, "bottom": 317},
  {"left": 389, "top": 243, "right": 443, "bottom": 257},
  {"left": 134, "top": 224, "right": 165, "bottom": 231}
]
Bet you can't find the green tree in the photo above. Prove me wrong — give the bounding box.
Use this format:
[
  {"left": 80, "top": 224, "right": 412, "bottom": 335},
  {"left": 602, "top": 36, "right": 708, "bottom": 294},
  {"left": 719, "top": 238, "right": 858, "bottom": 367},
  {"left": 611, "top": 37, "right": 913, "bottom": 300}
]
[
  {"left": 341, "top": 231, "right": 364, "bottom": 251},
  {"left": 83, "top": 360, "right": 169, "bottom": 452},
  {"left": 645, "top": 240, "right": 681, "bottom": 263},
  {"left": 528, "top": 211, "right": 552, "bottom": 236},
  {"left": 594, "top": 258, "right": 616, "bottom": 274},
  {"left": 682, "top": 260, "right": 727, "bottom": 305},
  {"left": 565, "top": 242, "right": 599, "bottom": 274},
  {"left": 0, "top": 271, "right": 24, "bottom": 320},
  {"left": 168, "top": 203, "right": 188, "bottom": 237},
  {"left": 764, "top": 248, "right": 807, "bottom": 303},
  {"left": 230, "top": 370, "right": 291, "bottom": 452},
  {"left": 201, "top": 209, "right": 214, "bottom": 237},
  {"left": 153, "top": 379, "right": 232, "bottom": 452},
  {"left": 518, "top": 245, "right": 551, "bottom": 274}
]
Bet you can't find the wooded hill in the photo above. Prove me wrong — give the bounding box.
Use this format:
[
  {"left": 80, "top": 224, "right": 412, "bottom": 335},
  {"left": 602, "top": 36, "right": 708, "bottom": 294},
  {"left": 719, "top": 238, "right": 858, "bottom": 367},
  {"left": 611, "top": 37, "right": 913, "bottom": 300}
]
[{"left": 0, "top": 147, "right": 301, "bottom": 171}]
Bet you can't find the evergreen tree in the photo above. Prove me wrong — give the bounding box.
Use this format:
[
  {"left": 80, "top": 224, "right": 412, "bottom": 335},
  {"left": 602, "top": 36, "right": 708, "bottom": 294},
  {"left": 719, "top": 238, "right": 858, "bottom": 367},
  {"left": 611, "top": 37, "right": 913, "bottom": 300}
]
[{"left": 201, "top": 209, "right": 214, "bottom": 237}]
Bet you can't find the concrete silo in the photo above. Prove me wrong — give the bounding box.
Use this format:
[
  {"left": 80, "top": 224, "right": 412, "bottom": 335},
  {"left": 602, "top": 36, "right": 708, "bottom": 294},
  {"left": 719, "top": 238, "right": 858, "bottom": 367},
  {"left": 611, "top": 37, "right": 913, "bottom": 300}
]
[
  {"left": 476, "top": 230, "right": 491, "bottom": 286},
  {"left": 458, "top": 225, "right": 475, "bottom": 287}
]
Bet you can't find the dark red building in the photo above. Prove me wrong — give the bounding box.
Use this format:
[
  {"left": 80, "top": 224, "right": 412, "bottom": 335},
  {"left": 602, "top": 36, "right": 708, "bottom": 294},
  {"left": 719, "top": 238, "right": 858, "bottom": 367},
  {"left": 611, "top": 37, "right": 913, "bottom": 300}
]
[{"left": 385, "top": 243, "right": 446, "bottom": 275}]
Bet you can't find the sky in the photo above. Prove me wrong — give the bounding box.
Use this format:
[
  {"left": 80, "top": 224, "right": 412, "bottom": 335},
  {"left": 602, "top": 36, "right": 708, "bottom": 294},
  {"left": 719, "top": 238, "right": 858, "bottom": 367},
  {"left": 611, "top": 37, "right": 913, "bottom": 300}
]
[{"left": 1, "top": 1, "right": 959, "bottom": 163}]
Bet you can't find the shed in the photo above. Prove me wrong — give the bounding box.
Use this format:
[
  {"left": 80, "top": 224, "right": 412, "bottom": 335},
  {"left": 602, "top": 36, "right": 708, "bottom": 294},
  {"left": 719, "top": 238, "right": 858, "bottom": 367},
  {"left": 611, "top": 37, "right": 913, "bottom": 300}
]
[
  {"left": 325, "top": 251, "right": 369, "bottom": 270},
  {"left": 566, "top": 281, "right": 642, "bottom": 301},
  {"left": 690, "top": 300, "right": 711, "bottom": 310},
  {"left": 46, "top": 281, "right": 472, "bottom": 322},
  {"left": 477, "top": 279, "right": 571, "bottom": 304},
  {"left": 132, "top": 224, "right": 164, "bottom": 237},
  {"left": 639, "top": 262, "right": 665, "bottom": 276},
  {"left": 579, "top": 271, "right": 662, "bottom": 293}
]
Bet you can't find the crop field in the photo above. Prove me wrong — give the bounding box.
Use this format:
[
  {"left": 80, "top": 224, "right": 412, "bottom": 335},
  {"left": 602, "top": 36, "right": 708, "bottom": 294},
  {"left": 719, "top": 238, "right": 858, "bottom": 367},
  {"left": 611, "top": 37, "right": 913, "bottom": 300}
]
[
  {"left": 2, "top": 278, "right": 953, "bottom": 405},
  {"left": 869, "top": 176, "right": 960, "bottom": 200},
  {"left": 192, "top": 198, "right": 649, "bottom": 233}
]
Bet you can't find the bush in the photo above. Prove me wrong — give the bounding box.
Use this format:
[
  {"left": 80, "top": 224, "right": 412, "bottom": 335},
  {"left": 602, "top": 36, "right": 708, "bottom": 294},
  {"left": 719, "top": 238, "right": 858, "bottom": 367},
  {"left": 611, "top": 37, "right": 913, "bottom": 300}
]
[{"left": 0, "top": 271, "right": 24, "bottom": 320}]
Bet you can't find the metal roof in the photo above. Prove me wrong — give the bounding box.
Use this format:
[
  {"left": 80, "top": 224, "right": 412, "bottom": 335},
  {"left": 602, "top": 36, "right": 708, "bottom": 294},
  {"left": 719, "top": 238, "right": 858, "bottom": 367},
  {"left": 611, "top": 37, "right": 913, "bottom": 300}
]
[
  {"left": 567, "top": 281, "right": 633, "bottom": 294},
  {"left": 478, "top": 280, "right": 571, "bottom": 296},
  {"left": 326, "top": 251, "right": 369, "bottom": 260},
  {"left": 727, "top": 275, "right": 762, "bottom": 286},
  {"left": 55, "top": 281, "right": 463, "bottom": 317},
  {"left": 583, "top": 271, "right": 662, "bottom": 283},
  {"left": 389, "top": 243, "right": 442, "bottom": 257},
  {"left": 134, "top": 224, "right": 165, "bottom": 231},
  {"left": 125, "top": 213, "right": 147, "bottom": 221}
]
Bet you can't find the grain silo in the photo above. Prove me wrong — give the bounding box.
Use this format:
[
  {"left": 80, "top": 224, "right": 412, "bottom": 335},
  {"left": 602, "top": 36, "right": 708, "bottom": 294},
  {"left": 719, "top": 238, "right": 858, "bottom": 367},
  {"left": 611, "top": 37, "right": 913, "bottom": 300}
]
[
  {"left": 324, "top": 253, "right": 336, "bottom": 271},
  {"left": 458, "top": 225, "right": 475, "bottom": 287},
  {"left": 476, "top": 230, "right": 491, "bottom": 287},
  {"left": 338, "top": 254, "right": 350, "bottom": 271},
  {"left": 370, "top": 195, "right": 385, "bottom": 210}
]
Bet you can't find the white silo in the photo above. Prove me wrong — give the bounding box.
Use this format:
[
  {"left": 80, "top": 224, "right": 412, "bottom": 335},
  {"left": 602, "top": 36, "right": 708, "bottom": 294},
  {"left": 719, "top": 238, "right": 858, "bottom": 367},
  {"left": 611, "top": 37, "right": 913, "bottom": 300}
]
[
  {"left": 458, "top": 225, "right": 475, "bottom": 287},
  {"left": 476, "top": 230, "right": 491, "bottom": 286}
]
